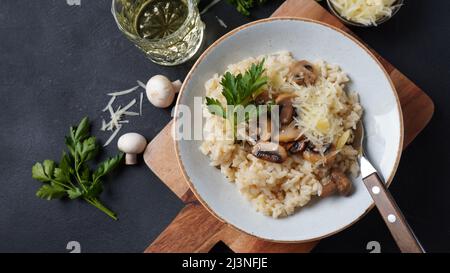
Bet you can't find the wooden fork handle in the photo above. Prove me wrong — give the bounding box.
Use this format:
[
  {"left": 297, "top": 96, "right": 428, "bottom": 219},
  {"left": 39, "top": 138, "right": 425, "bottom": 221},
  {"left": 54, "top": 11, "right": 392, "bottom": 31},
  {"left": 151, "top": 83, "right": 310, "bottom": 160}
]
[{"left": 363, "top": 173, "right": 425, "bottom": 253}]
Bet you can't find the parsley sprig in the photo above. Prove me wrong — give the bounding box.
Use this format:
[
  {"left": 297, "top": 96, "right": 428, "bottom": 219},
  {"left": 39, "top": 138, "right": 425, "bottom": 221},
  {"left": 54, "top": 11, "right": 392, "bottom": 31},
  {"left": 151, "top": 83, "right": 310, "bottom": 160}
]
[
  {"left": 32, "top": 117, "right": 123, "bottom": 220},
  {"left": 206, "top": 60, "right": 268, "bottom": 130},
  {"left": 227, "top": 0, "right": 268, "bottom": 16}
]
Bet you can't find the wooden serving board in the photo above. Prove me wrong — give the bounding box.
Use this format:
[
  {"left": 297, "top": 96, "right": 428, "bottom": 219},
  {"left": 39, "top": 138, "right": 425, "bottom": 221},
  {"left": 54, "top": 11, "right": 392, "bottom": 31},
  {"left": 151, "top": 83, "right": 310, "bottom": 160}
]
[{"left": 143, "top": 0, "right": 434, "bottom": 253}]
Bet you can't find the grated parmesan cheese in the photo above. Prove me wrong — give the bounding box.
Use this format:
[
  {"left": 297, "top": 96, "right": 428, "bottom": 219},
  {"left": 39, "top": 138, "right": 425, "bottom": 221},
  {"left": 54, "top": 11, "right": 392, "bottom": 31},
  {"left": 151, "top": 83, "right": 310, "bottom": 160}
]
[
  {"left": 137, "top": 80, "right": 146, "bottom": 89},
  {"left": 109, "top": 105, "right": 121, "bottom": 131},
  {"left": 200, "top": 0, "right": 222, "bottom": 15},
  {"left": 101, "top": 119, "right": 107, "bottom": 131},
  {"left": 139, "top": 92, "right": 143, "bottom": 116},
  {"left": 292, "top": 64, "right": 357, "bottom": 151},
  {"left": 101, "top": 82, "right": 145, "bottom": 146},
  {"left": 330, "top": 0, "right": 397, "bottom": 26},
  {"left": 117, "top": 99, "right": 136, "bottom": 114},
  {"left": 103, "top": 99, "right": 137, "bottom": 131},
  {"left": 102, "top": 96, "right": 116, "bottom": 112},
  {"left": 215, "top": 16, "right": 227, "bottom": 28},
  {"left": 103, "top": 125, "right": 122, "bottom": 147},
  {"left": 124, "top": 111, "right": 140, "bottom": 116},
  {"left": 107, "top": 86, "right": 139, "bottom": 96}
]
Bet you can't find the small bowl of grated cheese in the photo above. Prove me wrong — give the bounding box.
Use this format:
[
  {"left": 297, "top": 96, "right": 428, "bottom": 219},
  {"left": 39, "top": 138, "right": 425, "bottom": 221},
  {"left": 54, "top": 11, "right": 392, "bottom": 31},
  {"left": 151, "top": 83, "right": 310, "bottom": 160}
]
[{"left": 327, "top": 0, "right": 404, "bottom": 27}]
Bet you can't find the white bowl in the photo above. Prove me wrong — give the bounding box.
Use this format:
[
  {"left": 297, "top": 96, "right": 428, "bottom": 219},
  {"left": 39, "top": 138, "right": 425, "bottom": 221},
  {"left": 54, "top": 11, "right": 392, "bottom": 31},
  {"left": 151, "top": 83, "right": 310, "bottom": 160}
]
[{"left": 174, "top": 18, "right": 403, "bottom": 242}]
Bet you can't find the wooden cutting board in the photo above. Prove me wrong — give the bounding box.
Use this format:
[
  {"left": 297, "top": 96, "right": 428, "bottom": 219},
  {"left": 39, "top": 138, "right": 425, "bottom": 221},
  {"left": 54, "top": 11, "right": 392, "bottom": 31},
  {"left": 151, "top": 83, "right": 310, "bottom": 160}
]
[{"left": 143, "top": 0, "right": 434, "bottom": 253}]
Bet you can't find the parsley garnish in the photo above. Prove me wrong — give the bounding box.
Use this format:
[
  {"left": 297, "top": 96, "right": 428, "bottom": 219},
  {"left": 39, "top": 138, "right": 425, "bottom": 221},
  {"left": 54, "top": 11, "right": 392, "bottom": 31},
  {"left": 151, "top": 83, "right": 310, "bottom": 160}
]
[
  {"left": 227, "top": 0, "right": 268, "bottom": 16},
  {"left": 205, "top": 60, "right": 268, "bottom": 133},
  {"left": 31, "top": 117, "right": 123, "bottom": 220}
]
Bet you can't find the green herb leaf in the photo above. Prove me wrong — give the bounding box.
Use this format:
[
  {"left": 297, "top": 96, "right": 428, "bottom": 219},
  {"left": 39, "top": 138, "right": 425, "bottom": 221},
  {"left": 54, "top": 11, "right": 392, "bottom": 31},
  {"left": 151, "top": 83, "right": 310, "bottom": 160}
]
[
  {"left": 43, "top": 160, "right": 56, "bottom": 178},
  {"left": 74, "top": 117, "right": 90, "bottom": 141},
  {"left": 85, "top": 183, "right": 103, "bottom": 199},
  {"left": 65, "top": 136, "right": 76, "bottom": 157},
  {"left": 205, "top": 97, "right": 227, "bottom": 118},
  {"left": 65, "top": 117, "right": 90, "bottom": 157},
  {"left": 92, "top": 153, "right": 124, "bottom": 183},
  {"left": 205, "top": 60, "right": 268, "bottom": 138},
  {"left": 53, "top": 168, "right": 70, "bottom": 184},
  {"left": 79, "top": 165, "right": 91, "bottom": 187},
  {"left": 59, "top": 152, "right": 72, "bottom": 174},
  {"left": 79, "top": 136, "right": 97, "bottom": 162},
  {"left": 31, "top": 117, "right": 123, "bottom": 220},
  {"left": 32, "top": 162, "right": 50, "bottom": 182},
  {"left": 220, "top": 72, "right": 239, "bottom": 104},
  {"left": 67, "top": 188, "right": 83, "bottom": 199},
  {"left": 216, "top": 60, "right": 267, "bottom": 108},
  {"left": 36, "top": 184, "right": 67, "bottom": 200},
  {"left": 226, "top": 0, "right": 267, "bottom": 16}
]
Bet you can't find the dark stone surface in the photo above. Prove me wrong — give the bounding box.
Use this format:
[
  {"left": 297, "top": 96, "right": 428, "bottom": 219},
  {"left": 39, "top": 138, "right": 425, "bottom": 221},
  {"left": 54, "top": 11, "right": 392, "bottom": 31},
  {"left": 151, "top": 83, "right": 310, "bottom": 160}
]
[{"left": 0, "top": 0, "right": 448, "bottom": 253}]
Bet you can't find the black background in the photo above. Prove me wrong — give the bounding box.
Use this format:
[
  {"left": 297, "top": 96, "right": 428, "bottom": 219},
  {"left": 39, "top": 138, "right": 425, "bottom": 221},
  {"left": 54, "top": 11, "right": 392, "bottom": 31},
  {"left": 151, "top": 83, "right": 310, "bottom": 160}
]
[{"left": 0, "top": 0, "right": 448, "bottom": 253}]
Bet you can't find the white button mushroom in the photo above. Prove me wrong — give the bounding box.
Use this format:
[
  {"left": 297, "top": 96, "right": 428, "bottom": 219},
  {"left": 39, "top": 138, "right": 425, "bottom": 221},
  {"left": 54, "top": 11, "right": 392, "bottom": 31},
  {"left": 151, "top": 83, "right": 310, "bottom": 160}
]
[
  {"left": 117, "top": 133, "right": 147, "bottom": 165},
  {"left": 146, "top": 75, "right": 182, "bottom": 108}
]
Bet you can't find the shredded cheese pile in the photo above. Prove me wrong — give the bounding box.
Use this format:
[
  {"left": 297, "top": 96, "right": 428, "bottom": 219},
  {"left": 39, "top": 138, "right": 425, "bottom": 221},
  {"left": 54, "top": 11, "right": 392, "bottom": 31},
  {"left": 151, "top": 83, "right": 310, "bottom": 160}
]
[
  {"left": 291, "top": 66, "right": 355, "bottom": 151},
  {"left": 100, "top": 81, "right": 145, "bottom": 146},
  {"left": 330, "top": 0, "right": 397, "bottom": 26}
]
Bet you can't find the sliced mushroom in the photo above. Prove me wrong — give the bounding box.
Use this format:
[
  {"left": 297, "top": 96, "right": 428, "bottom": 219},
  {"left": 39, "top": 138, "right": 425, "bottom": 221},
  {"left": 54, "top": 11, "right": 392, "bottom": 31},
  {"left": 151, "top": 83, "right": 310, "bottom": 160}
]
[
  {"left": 302, "top": 144, "right": 336, "bottom": 165},
  {"left": 275, "top": 93, "right": 296, "bottom": 125},
  {"left": 289, "top": 60, "right": 317, "bottom": 86},
  {"left": 320, "top": 181, "right": 337, "bottom": 198},
  {"left": 254, "top": 90, "right": 271, "bottom": 105},
  {"left": 274, "top": 122, "right": 303, "bottom": 143},
  {"left": 330, "top": 170, "right": 352, "bottom": 196},
  {"left": 258, "top": 118, "right": 272, "bottom": 142},
  {"left": 285, "top": 140, "right": 307, "bottom": 154},
  {"left": 251, "top": 142, "right": 288, "bottom": 163}
]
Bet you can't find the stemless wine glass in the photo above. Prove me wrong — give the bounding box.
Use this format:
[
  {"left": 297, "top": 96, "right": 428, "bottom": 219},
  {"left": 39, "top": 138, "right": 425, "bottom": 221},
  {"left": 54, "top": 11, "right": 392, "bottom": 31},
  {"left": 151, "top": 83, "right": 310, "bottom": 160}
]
[{"left": 112, "top": 0, "right": 205, "bottom": 66}]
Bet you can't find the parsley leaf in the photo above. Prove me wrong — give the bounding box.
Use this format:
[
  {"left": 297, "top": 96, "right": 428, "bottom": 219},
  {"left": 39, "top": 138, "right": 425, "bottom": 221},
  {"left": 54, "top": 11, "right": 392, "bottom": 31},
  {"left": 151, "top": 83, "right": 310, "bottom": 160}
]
[
  {"left": 226, "top": 0, "right": 268, "bottom": 16},
  {"left": 205, "top": 60, "right": 268, "bottom": 138},
  {"left": 31, "top": 117, "right": 124, "bottom": 220},
  {"left": 78, "top": 136, "right": 98, "bottom": 162},
  {"left": 67, "top": 187, "right": 83, "bottom": 199},
  {"left": 32, "top": 162, "right": 51, "bottom": 182},
  {"left": 36, "top": 184, "right": 67, "bottom": 200},
  {"left": 205, "top": 97, "right": 227, "bottom": 119},
  {"left": 214, "top": 60, "right": 267, "bottom": 109},
  {"left": 92, "top": 154, "right": 124, "bottom": 183}
]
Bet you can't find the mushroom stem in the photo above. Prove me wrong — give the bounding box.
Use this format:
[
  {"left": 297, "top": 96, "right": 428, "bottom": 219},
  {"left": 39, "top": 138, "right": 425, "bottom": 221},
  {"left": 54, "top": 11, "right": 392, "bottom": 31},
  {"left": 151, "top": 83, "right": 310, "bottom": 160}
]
[
  {"left": 117, "top": 132, "right": 147, "bottom": 165},
  {"left": 172, "top": 80, "right": 182, "bottom": 93},
  {"left": 125, "top": 153, "right": 138, "bottom": 165}
]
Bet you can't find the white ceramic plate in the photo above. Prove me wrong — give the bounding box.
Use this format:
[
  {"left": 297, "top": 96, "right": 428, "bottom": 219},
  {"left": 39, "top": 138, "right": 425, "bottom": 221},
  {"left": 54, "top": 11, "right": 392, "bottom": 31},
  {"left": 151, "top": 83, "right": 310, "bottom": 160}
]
[{"left": 174, "top": 18, "right": 403, "bottom": 242}]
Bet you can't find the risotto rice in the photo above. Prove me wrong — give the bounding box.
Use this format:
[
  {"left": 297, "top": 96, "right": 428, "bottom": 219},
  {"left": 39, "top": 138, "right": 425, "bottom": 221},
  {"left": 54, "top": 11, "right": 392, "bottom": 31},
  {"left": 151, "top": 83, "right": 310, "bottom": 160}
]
[{"left": 200, "top": 52, "right": 363, "bottom": 218}]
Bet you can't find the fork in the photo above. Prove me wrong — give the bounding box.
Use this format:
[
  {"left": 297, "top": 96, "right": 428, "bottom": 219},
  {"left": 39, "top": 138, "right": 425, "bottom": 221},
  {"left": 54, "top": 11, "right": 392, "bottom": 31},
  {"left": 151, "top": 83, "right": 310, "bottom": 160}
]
[{"left": 354, "top": 121, "right": 425, "bottom": 253}]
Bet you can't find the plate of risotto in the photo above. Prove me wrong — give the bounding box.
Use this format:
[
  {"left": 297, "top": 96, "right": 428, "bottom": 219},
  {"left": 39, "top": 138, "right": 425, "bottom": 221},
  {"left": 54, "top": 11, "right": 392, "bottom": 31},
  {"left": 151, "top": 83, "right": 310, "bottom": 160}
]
[{"left": 174, "top": 18, "right": 403, "bottom": 242}]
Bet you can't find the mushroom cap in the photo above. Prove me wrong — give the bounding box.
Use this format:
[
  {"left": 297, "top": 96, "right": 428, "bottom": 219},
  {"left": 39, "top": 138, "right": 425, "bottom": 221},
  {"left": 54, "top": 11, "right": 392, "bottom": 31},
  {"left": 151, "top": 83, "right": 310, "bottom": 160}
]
[
  {"left": 146, "top": 75, "right": 175, "bottom": 108},
  {"left": 273, "top": 123, "right": 302, "bottom": 143},
  {"left": 331, "top": 170, "right": 352, "bottom": 196},
  {"left": 275, "top": 93, "right": 296, "bottom": 125},
  {"left": 251, "top": 142, "right": 288, "bottom": 163},
  {"left": 117, "top": 133, "right": 147, "bottom": 154},
  {"left": 285, "top": 140, "right": 307, "bottom": 154},
  {"left": 289, "top": 60, "right": 317, "bottom": 86}
]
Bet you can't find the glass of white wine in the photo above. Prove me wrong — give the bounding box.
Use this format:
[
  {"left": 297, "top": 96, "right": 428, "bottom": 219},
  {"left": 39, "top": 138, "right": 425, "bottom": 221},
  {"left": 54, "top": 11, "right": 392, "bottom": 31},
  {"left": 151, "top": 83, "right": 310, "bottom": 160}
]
[{"left": 112, "top": 0, "right": 205, "bottom": 66}]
